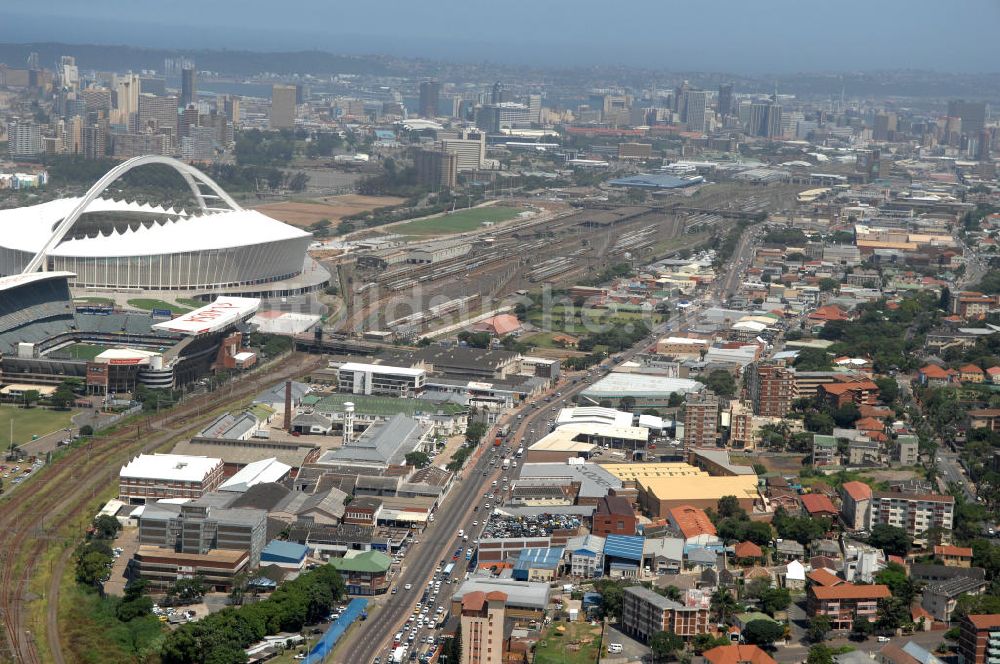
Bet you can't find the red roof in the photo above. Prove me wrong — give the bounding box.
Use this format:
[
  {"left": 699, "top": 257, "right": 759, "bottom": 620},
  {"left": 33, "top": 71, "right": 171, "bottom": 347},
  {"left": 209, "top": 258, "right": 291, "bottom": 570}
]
[
  {"left": 703, "top": 645, "right": 778, "bottom": 664},
  {"left": 960, "top": 364, "right": 984, "bottom": 375},
  {"left": 821, "top": 380, "right": 879, "bottom": 395},
  {"left": 935, "top": 545, "right": 973, "bottom": 558},
  {"left": 811, "top": 583, "right": 891, "bottom": 600},
  {"left": 842, "top": 481, "right": 873, "bottom": 502},
  {"left": 919, "top": 364, "right": 950, "bottom": 379},
  {"left": 855, "top": 417, "right": 885, "bottom": 431},
  {"left": 801, "top": 493, "right": 838, "bottom": 515},
  {"left": 987, "top": 367, "right": 1000, "bottom": 376},
  {"left": 807, "top": 569, "right": 844, "bottom": 586},
  {"left": 668, "top": 505, "right": 717, "bottom": 539},
  {"left": 809, "top": 305, "right": 849, "bottom": 321},
  {"left": 734, "top": 541, "right": 763, "bottom": 559},
  {"left": 967, "top": 615, "right": 1000, "bottom": 629}
]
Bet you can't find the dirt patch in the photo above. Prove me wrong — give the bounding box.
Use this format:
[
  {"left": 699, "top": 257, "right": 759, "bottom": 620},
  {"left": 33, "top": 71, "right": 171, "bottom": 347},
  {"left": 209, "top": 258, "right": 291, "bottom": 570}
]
[{"left": 255, "top": 195, "right": 406, "bottom": 227}]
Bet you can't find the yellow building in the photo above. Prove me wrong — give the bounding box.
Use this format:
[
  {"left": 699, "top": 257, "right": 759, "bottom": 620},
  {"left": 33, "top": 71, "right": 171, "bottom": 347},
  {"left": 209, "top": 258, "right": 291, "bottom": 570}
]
[{"left": 600, "top": 462, "right": 760, "bottom": 517}]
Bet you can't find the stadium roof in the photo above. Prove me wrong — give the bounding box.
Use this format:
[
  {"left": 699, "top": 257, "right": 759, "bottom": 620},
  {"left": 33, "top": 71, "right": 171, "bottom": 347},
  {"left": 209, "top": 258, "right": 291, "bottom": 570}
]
[
  {"left": 0, "top": 270, "right": 76, "bottom": 293},
  {"left": 120, "top": 453, "right": 221, "bottom": 481},
  {"left": 0, "top": 196, "right": 309, "bottom": 257},
  {"left": 604, "top": 534, "right": 645, "bottom": 561},
  {"left": 607, "top": 173, "right": 704, "bottom": 189},
  {"left": 152, "top": 297, "right": 260, "bottom": 336}
]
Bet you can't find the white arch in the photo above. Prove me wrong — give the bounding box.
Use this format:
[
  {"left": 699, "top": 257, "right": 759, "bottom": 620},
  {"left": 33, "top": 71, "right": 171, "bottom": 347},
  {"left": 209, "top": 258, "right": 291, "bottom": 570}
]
[{"left": 22, "top": 155, "right": 243, "bottom": 274}]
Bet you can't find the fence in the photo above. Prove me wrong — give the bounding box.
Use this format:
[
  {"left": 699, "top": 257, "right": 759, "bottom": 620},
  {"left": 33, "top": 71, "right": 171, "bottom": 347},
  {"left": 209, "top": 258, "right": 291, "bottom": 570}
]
[{"left": 305, "top": 597, "right": 369, "bottom": 664}]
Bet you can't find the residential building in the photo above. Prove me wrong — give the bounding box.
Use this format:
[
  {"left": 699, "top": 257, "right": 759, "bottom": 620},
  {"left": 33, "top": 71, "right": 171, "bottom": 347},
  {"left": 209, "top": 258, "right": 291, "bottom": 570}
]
[
  {"left": 746, "top": 362, "right": 796, "bottom": 417},
  {"left": 807, "top": 583, "right": 891, "bottom": 630},
  {"left": 460, "top": 590, "right": 507, "bottom": 664},
  {"left": 683, "top": 390, "right": 720, "bottom": 447},
  {"left": 841, "top": 481, "right": 873, "bottom": 531},
  {"left": 621, "top": 585, "right": 710, "bottom": 642},
  {"left": 922, "top": 576, "right": 988, "bottom": 621},
  {"left": 935, "top": 545, "right": 974, "bottom": 568},
  {"left": 270, "top": 84, "right": 297, "bottom": 130},
  {"left": 812, "top": 434, "right": 839, "bottom": 467},
  {"left": 119, "top": 453, "right": 224, "bottom": 504},
  {"left": 801, "top": 494, "right": 838, "bottom": 519},
  {"left": 7, "top": 119, "right": 44, "bottom": 157},
  {"left": 592, "top": 495, "right": 638, "bottom": 537},
  {"left": 869, "top": 491, "right": 955, "bottom": 546},
  {"left": 895, "top": 435, "right": 919, "bottom": 466},
  {"left": 703, "top": 645, "right": 777, "bottom": 664},
  {"left": 414, "top": 149, "right": 457, "bottom": 189},
  {"left": 958, "top": 614, "right": 1000, "bottom": 664},
  {"left": 336, "top": 362, "right": 426, "bottom": 397}
]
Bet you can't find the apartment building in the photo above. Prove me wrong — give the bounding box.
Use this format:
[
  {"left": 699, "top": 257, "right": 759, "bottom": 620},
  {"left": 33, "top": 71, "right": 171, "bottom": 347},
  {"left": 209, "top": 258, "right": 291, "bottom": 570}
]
[
  {"left": 460, "top": 591, "right": 507, "bottom": 664},
  {"left": 870, "top": 491, "right": 955, "bottom": 546},
  {"left": 958, "top": 614, "right": 1000, "bottom": 664},
  {"left": 745, "top": 361, "right": 796, "bottom": 417},
  {"left": 336, "top": 362, "right": 426, "bottom": 397},
  {"left": 683, "top": 390, "right": 720, "bottom": 447},
  {"left": 621, "top": 585, "right": 710, "bottom": 642},
  {"left": 807, "top": 583, "right": 891, "bottom": 630},
  {"left": 840, "top": 481, "right": 873, "bottom": 531}
]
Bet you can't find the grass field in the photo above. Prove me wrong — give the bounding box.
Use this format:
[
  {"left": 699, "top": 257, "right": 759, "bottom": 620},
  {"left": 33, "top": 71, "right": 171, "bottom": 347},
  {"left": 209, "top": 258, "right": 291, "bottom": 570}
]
[
  {"left": 534, "top": 622, "right": 603, "bottom": 664},
  {"left": 176, "top": 297, "right": 207, "bottom": 309},
  {"left": 64, "top": 343, "right": 108, "bottom": 360},
  {"left": 126, "top": 298, "right": 191, "bottom": 314},
  {"left": 0, "top": 405, "right": 76, "bottom": 445},
  {"left": 393, "top": 206, "right": 522, "bottom": 236}
]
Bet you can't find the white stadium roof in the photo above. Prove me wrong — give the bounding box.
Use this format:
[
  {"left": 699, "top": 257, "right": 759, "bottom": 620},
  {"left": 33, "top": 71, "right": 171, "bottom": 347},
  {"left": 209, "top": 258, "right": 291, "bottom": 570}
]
[
  {"left": 152, "top": 296, "right": 260, "bottom": 336},
  {"left": 0, "top": 196, "right": 309, "bottom": 257},
  {"left": 0, "top": 270, "right": 76, "bottom": 293}
]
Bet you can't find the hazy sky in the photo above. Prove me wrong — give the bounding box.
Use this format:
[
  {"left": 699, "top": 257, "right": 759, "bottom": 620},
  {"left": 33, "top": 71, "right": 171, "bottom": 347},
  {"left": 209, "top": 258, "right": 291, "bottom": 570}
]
[{"left": 4, "top": 0, "right": 1000, "bottom": 73}]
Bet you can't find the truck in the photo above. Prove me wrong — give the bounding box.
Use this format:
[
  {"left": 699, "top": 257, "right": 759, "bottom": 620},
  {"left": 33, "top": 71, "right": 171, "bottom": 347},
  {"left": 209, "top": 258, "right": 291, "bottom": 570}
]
[
  {"left": 392, "top": 646, "right": 406, "bottom": 663},
  {"left": 502, "top": 459, "right": 510, "bottom": 469}
]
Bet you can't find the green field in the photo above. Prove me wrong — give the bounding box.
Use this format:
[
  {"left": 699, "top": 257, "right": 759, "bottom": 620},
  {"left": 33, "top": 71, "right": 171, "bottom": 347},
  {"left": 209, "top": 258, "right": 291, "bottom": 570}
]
[
  {"left": 176, "top": 297, "right": 207, "bottom": 309},
  {"left": 126, "top": 298, "right": 191, "bottom": 314},
  {"left": 394, "top": 206, "right": 522, "bottom": 236},
  {"left": 0, "top": 406, "right": 77, "bottom": 445},
  {"left": 534, "top": 622, "right": 603, "bottom": 664},
  {"left": 64, "top": 343, "right": 108, "bottom": 360}
]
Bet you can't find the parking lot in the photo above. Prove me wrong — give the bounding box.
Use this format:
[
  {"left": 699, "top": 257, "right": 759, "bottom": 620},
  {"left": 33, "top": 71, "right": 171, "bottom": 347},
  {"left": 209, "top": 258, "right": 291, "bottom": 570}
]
[{"left": 481, "top": 512, "right": 583, "bottom": 540}]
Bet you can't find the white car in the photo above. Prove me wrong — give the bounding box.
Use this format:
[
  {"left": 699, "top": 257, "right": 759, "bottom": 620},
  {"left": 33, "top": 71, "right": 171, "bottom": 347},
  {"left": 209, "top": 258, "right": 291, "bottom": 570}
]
[{"left": 404, "top": 583, "right": 412, "bottom": 590}]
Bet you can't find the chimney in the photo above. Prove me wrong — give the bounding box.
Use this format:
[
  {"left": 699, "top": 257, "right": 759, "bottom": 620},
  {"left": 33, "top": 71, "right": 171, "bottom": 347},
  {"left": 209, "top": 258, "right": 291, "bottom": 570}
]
[{"left": 283, "top": 381, "right": 292, "bottom": 431}]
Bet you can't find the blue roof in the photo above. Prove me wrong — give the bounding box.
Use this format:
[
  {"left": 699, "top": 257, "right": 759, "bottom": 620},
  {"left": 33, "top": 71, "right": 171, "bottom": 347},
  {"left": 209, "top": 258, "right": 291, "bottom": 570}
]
[
  {"left": 515, "top": 546, "right": 565, "bottom": 570},
  {"left": 306, "top": 598, "right": 368, "bottom": 664},
  {"left": 603, "top": 535, "right": 645, "bottom": 562},
  {"left": 261, "top": 540, "right": 309, "bottom": 564},
  {"left": 607, "top": 173, "right": 703, "bottom": 189}
]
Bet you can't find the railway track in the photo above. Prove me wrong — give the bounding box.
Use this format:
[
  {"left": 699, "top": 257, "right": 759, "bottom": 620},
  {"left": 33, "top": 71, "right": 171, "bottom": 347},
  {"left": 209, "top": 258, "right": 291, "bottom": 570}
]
[{"left": 0, "top": 352, "right": 323, "bottom": 664}]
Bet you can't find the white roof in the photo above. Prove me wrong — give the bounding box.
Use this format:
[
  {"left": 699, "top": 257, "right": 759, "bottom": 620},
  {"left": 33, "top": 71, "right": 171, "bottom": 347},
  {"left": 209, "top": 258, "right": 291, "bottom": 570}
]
[
  {"left": 637, "top": 414, "right": 665, "bottom": 429},
  {"left": 556, "top": 406, "right": 633, "bottom": 428},
  {"left": 0, "top": 270, "right": 76, "bottom": 293},
  {"left": 94, "top": 348, "right": 159, "bottom": 365},
  {"left": 219, "top": 457, "right": 291, "bottom": 492},
  {"left": 582, "top": 373, "right": 703, "bottom": 399},
  {"left": 659, "top": 336, "right": 708, "bottom": 346},
  {"left": 0, "top": 196, "right": 310, "bottom": 257},
  {"left": 151, "top": 296, "right": 260, "bottom": 336},
  {"left": 732, "top": 320, "right": 768, "bottom": 332},
  {"left": 120, "top": 453, "right": 221, "bottom": 482},
  {"left": 338, "top": 362, "right": 425, "bottom": 377},
  {"left": 786, "top": 559, "right": 806, "bottom": 581}
]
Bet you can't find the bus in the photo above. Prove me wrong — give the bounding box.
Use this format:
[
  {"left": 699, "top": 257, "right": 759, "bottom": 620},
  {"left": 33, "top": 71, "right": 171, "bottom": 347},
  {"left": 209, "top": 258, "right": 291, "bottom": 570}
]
[
  {"left": 515, "top": 447, "right": 524, "bottom": 458},
  {"left": 442, "top": 563, "right": 455, "bottom": 578}
]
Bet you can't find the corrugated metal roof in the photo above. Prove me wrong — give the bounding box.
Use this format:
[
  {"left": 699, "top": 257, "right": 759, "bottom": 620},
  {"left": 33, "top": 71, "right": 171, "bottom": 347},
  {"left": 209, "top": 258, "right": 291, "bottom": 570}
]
[{"left": 603, "top": 534, "right": 644, "bottom": 561}]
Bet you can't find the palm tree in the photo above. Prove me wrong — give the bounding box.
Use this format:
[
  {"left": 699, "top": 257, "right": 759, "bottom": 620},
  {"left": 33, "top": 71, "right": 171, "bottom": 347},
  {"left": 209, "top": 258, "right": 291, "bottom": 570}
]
[{"left": 710, "top": 587, "right": 738, "bottom": 625}]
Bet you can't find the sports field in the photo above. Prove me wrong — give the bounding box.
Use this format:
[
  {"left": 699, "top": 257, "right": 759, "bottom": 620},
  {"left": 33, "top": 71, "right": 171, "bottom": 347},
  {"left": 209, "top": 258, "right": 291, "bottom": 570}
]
[
  {"left": 393, "top": 206, "right": 522, "bottom": 236},
  {"left": 126, "top": 298, "right": 191, "bottom": 314},
  {"left": 63, "top": 343, "right": 108, "bottom": 360},
  {"left": 254, "top": 195, "right": 407, "bottom": 228},
  {"left": 0, "top": 406, "right": 77, "bottom": 445}
]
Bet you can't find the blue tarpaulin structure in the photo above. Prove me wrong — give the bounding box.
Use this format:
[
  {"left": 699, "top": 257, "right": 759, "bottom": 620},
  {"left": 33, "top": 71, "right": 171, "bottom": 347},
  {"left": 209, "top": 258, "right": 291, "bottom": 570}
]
[{"left": 305, "top": 597, "right": 368, "bottom": 664}]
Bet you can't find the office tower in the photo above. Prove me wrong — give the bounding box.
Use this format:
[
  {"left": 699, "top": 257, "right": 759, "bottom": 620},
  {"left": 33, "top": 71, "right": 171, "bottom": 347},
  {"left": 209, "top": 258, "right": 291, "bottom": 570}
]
[
  {"left": 270, "top": 84, "right": 297, "bottom": 129},
  {"left": 747, "top": 101, "right": 781, "bottom": 138},
  {"left": 873, "top": 112, "right": 897, "bottom": 141},
  {"left": 460, "top": 591, "right": 506, "bottom": 664},
  {"left": 6, "top": 120, "right": 44, "bottom": 157},
  {"left": 414, "top": 150, "right": 457, "bottom": 190},
  {"left": 138, "top": 93, "right": 178, "bottom": 139},
  {"left": 948, "top": 100, "right": 987, "bottom": 136},
  {"left": 441, "top": 130, "right": 486, "bottom": 172},
  {"left": 115, "top": 73, "right": 141, "bottom": 117},
  {"left": 491, "top": 81, "right": 504, "bottom": 105},
  {"left": 746, "top": 361, "right": 796, "bottom": 417},
  {"left": 528, "top": 94, "right": 542, "bottom": 124},
  {"left": 295, "top": 84, "right": 307, "bottom": 105},
  {"left": 717, "top": 83, "right": 733, "bottom": 117},
  {"left": 674, "top": 80, "right": 689, "bottom": 114},
  {"left": 164, "top": 57, "right": 194, "bottom": 76},
  {"left": 179, "top": 105, "right": 200, "bottom": 139},
  {"left": 978, "top": 129, "right": 992, "bottom": 161},
  {"left": 26, "top": 51, "right": 39, "bottom": 70},
  {"left": 221, "top": 95, "right": 240, "bottom": 124},
  {"left": 683, "top": 390, "right": 720, "bottom": 447},
  {"left": 82, "top": 87, "right": 112, "bottom": 116},
  {"left": 59, "top": 56, "right": 79, "bottom": 92},
  {"left": 418, "top": 80, "right": 441, "bottom": 118},
  {"left": 180, "top": 67, "right": 197, "bottom": 108},
  {"left": 686, "top": 90, "right": 709, "bottom": 133}
]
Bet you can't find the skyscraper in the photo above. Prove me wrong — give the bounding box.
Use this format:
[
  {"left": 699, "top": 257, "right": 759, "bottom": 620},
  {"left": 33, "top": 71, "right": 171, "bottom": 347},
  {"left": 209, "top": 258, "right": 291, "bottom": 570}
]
[
  {"left": 717, "top": 84, "right": 733, "bottom": 118},
  {"left": 746, "top": 361, "right": 796, "bottom": 417},
  {"left": 418, "top": 80, "right": 441, "bottom": 118},
  {"left": 138, "top": 93, "right": 178, "bottom": 138},
  {"left": 490, "top": 82, "right": 504, "bottom": 105},
  {"left": 686, "top": 90, "right": 709, "bottom": 133},
  {"left": 270, "top": 84, "right": 297, "bottom": 130},
  {"left": 180, "top": 67, "right": 197, "bottom": 108},
  {"left": 872, "top": 113, "right": 897, "bottom": 141},
  {"left": 947, "top": 100, "right": 987, "bottom": 136},
  {"left": 460, "top": 591, "right": 506, "bottom": 664}
]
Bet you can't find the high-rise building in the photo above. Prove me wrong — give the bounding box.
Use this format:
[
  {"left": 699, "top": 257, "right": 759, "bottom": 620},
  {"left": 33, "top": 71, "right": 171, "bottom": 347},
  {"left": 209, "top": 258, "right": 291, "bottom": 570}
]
[
  {"left": 746, "top": 361, "right": 796, "bottom": 417},
  {"left": 221, "top": 95, "right": 240, "bottom": 124},
  {"left": 82, "top": 121, "right": 108, "bottom": 159},
  {"left": 115, "top": 73, "right": 141, "bottom": 119},
  {"left": 527, "top": 94, "right": 542, "bottom": 124},
  {"left": 181, "top": 125, "right": 219, "bottom": 161},
  {"left": 414, "top": 150, "right": 457, "bottom": 190},
  {"left": 179, "top": 105, "right": 200, "bottom": 139},
  {"left": 686, "top": 90, "right": 709, "bottom": 133},
  {"left": 138, "top": 93, "right": 178, "bottom": 138},
  {"left": 180, "top": 67, "right": 197, "bottom": 109},
  {"left": 418, "top": 80, "right": 441, "bottom": 118},
  {"left": 958, "top": 614, "right": 1000, "bottom": 664},
  {"left": 717, "top": 84, "right": 733, "bottom": 117},
  {"left": 270, "top": 84, "right": 297, "bottom": 130},
  {"left": 869, "top": 490, "right": 954, "bottom": 546},
  {"left": 440, "top": 130, "right": 486, "bottom": 172},
  {"left": 948, "top": 100, "right": 987, "bottom": 136},
  {"left": 747, "top": 101, "right": 782, "bottom": 138},
  {"left": 112, "top": 132, "right": 171, "bottom": 158},
  {"left": 82, "top": 87, "right": 112, "bottom": 116},
  {"left": 60, "top": 55, "right": 79, "bottom": 92},
  {"left": 490, "top": 81, "right": 504, "bottom": 105},
  {"left": 683, "top": 390, "right": 719, "bottom": 447},
  {"left": 873, "top": 112, "right": 897, "bottom": 141},
  {"left": 139, "top": 77, "right": 167, "bottom": 96},
  {"left": 6, "top": 120, "right": 44, "bottom": 157},
  {"left": 460, "top": 590, "right": 506, "bottom": 664}
]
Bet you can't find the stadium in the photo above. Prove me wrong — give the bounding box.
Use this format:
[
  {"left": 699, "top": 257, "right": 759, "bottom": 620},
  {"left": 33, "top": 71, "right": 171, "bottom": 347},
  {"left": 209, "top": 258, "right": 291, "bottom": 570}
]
[{"left": 0, "top": 155, "right": 326, "bottom": 295}]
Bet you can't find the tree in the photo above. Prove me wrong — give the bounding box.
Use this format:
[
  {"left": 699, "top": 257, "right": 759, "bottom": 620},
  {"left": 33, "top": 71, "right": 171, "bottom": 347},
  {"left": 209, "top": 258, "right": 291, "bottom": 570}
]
[
  {"left": 874, "top": 377, "right": 900, "bottom": 404},
  {"left": 804, "top": 411, "right": 835, "bottom": 435},
  {"left": 876, "top": 596, "right": 911, "bottom": 632},
  {"left": 668, "top": 392, "right": 685, "bottom": 408},
  {"left": 594, "top": 579, "right": 628, "bottom": 620},
  {"left": 807, "top": 615, "right": 832, "bottom": 643},
  {"left": 79, "top": 424, "right": 94, "bottom": 437},
  {"left": 807, "top": 644, "right": 835, "bottom": 664},
  {"left": 92, "top": 514, "right": 121, "bottom": 540},
  {"left": 692, "top": 633, "right": 731, "bottom": 655},
  {"left": 465, "top": 421, "right": 488, "bottom": 445},
  {"left": 744, "top": 619, "right": 784, "bottom": 647},
  {"left": 851, "top": 616, "right": 875, "bottom": 641},
  {"left": 831, "top": 403, "right": 861, "bottom": 427},
  {"left": 794, "top": 348, "right": 833, "bottom": 371},
  {"left": 710, "top": 587, "right": 738, "bottom": 624},
  {"left": 717, "top": 495, "right": 746, "bottom": 520},
  {"left": 875, "top": 562, "right": 915, "bottom": 604},
  {"left": 759, "top": 588, "right": 791, "bottom": 616},
  {"left": 650, "top": 630, "right": 685, "bottom": 662},
  {"left": 405, "top": 451, "right": 431, "bottom": 468},
  {"left": 869, "top": 524, "right": 912, "bottom": 557},
  {"left": 51, "top": 382, "right": 76, "bottom": 409},
  {"left": 21, "top": 389, "right": 40, "bottom": 408},
  {"left": 819, "top": 278, "right": 840, "bottom": 292},
  {"left": 703, "top": 370, "right": 737, "bottom": 398}
]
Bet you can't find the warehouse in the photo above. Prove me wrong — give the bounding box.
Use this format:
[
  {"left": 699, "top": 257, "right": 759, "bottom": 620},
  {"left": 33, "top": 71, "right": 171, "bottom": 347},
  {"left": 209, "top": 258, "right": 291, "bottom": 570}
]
[
  {"left": 600, "top": 462, "right": 760, "bottom": 517},
  {"left": 580, "top": 373, "right": 704, "bottom": 408}
]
